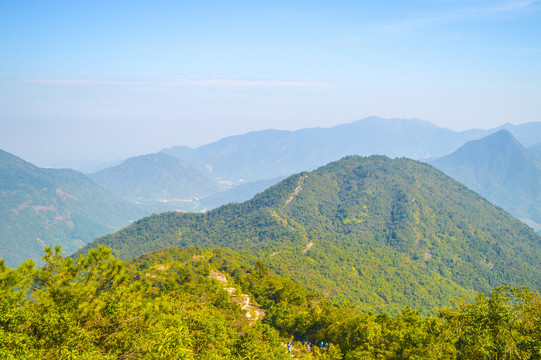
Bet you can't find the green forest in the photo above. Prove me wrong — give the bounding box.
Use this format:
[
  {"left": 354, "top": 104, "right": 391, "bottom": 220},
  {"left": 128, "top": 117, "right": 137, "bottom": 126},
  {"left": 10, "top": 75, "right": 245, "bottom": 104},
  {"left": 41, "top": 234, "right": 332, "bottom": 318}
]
[
  {"left": 77, "top": 156, "right": 541, "bottom": 314},
  {"left": 0, "top": 149, "right": 148, "bottom": 268},
  {"left": 4, "top": 156, "right": 541, "bottom": 359},
  {"left": 1, "top": 246, "right": 540, "bottom": 359}
]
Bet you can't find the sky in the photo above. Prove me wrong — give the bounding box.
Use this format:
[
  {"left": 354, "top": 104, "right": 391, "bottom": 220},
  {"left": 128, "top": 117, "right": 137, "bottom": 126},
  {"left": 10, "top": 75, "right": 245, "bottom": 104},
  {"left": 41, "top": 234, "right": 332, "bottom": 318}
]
[{"left": 1, "top": 0, "right": 540, "bottom": 170}]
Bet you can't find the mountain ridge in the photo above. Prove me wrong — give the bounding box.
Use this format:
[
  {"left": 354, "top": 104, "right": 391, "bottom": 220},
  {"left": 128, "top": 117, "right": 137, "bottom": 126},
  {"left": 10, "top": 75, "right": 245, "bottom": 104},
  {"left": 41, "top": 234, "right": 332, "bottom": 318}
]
[
  {"left": 89, "top": 152, "right": 225, "bottom": 204},
  {"left": 77, "top": 155, "right": 541, "bottom": 313},
  {"left": 432, "top": 130, "right": 541, "bottom": 229},
  {"left": 160, "top": 116, "right": 494, "bottom": 183},
  {"left": 0, "top": 149, "right": 148, "bottom": 267}
]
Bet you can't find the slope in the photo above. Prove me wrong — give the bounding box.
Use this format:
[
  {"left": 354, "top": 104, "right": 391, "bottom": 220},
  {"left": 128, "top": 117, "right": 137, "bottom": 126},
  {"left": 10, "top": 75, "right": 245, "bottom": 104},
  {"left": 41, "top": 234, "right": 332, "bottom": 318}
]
[
  {"left": 89, "top": 152, "right": 225, "bottom": 205},
  {"left": 161, "top": 117, "right": 488, "bottom": 184},
  {"left": 0, "top": 149, "right": 147, "bottom": 267},
  {"left": 496, "top": 121, "right": 541, "bottom": 147},
  {"left": 432, "top": 130, "right": 541, "bottom": 228},
  {"left": 199, "top": 176, "right": 284, "bottom": 208},
  {"left": 77, "top": 155, "right": 541, "bottom": 313},
  {"left": 4, "top": 245, "right": 540, "bottom": 359},
  {"left": 527, "top": 141, "right": 541, "bottom": 162}
]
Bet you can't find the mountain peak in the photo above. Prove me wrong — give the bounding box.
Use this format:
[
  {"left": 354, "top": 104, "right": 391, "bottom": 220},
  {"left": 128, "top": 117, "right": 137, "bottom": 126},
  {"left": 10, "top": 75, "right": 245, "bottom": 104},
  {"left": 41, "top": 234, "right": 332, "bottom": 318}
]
[
  {"left": 433, "top": 129, "right": 524, "bottom": 166},
  {"left": 119, "top": 152, "right": 191, "bottom": 169},
  {"left": 481, "top": 128, "right": 520, "bottom": 145},
  {"left": 79, "top": 155, "right": 541, "bottom": 313},
  {"left": 90, "top": 152, "right": 224, "bottom": 203},
  {"left": 0, "top": 149, "right": 38, "bottom": 170},
  {"left": 433, "top": 130, "right": 541, "bottom": 225}
]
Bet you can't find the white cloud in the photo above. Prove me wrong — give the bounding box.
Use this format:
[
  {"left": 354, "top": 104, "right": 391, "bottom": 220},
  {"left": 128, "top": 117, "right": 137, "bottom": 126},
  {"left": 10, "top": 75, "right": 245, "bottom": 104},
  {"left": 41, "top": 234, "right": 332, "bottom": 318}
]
[
  {"left": 362, "top": 0, "right": 540, "bottom": 36},
  {"left": 479, "top": 0, "right": 539, "bottom": 13},
  {"left": 14, "top": 77, "right": 331, "bottom": 88}
]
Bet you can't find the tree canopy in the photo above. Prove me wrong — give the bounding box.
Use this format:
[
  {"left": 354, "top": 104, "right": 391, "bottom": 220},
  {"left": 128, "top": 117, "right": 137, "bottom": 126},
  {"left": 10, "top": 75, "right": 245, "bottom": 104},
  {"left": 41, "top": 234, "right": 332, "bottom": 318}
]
[{"left": 1, "top": 246, "right": 540, "bottom": 359}]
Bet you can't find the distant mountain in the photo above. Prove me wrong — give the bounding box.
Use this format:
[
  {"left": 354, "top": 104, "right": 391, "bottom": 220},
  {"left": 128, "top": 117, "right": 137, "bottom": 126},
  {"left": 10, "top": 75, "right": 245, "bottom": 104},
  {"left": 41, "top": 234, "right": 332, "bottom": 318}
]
[
  {"left": 89, "top": 153, "right": 226, "bottom": 206},
  {"left": 161, "top": 117, "right": 490, "bottom": 184},
  {"left": 0, "top": 149, "right": 147, "bottom": 267},
  {"left": 496, "top": 122, "right": 541, "bottom": 147},
  {"left": 78, "top": 156, "right": 541, "bottom": 313},
  {"left": 527, "top": 141, "right": 541, "bottom": 162},
  {"left": 432, "top": 130, "right": 541, "bottom": 229},
  {"left": 199, "top": 176, "right": 284, "bottom": 209}
]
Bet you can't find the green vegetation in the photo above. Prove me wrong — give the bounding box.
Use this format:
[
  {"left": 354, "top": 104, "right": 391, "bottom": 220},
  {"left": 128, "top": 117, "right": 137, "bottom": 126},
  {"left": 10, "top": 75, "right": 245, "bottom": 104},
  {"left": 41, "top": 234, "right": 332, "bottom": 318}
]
[
  {"left": 0, "top": 149, "right": 149, "bottom": 268},
  {"left": 89, "top": 153, "right": 225, "bottom": 203},
  {"left": 78, "top": 156, "right": 541, "bottom": 313},
  {"left": 433, "top": 130, "right": 541, "bottom": 229},
  {"left": 0, "top": 246, "right": 289, "bottom": 359},
  {"left": 2, "top": 246, "right": 540, "bottom": 359}
]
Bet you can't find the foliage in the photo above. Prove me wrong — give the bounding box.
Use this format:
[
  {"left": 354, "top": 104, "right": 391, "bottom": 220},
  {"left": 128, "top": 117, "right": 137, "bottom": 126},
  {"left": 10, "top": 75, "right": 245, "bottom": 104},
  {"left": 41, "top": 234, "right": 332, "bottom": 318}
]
[
  {"left": 77, "top": 156, "right": 541, "bottom": 313},
  {"left": 432, "top": 129, "right": 541, "bottom": 227},
  {"left": 89, "top": 153, "right": 224, "bottom": 203},
  {"left": 439, "top": 287, "right": 541, "bottom": 359},
  {"left": 0, "top": 246, "right": 291, "bottom": 359},
  {"left": 0, "top": 149, "right": 148, "bottom": 268},
  {"left": 2, "top": 246, "right": 540, "bottom": 359}
]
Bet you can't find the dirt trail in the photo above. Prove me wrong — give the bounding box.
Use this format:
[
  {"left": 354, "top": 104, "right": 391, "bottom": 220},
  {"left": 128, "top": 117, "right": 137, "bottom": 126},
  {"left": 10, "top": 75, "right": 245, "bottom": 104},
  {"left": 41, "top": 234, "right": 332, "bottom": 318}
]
[
  {"left": 285, "top": 174, "right": 308, "bottom": 205},
  {"left": 209, "top": 271, "right": 265, "bottom": 323},
  {"left": 302, "top": 242, "right": 314, "bottom": 253}
]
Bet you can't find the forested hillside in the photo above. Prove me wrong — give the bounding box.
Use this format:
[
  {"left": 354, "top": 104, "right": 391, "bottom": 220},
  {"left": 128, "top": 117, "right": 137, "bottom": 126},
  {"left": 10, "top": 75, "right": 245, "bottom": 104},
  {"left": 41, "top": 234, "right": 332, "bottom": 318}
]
[
  {"left": 0, "top": 149, "right": 147, "bottom": 267},
  {"left": 432, "top": 130, "right": 541, "bottom": 230},
  {"left": 78, "top": 156, "right": 541, "bottom": 313},
  {"left": 89, "top": 152, "right": 225, "bottom": 206},
  {"left": 2, "top": 245, "right": 539, "bottom": 359}
]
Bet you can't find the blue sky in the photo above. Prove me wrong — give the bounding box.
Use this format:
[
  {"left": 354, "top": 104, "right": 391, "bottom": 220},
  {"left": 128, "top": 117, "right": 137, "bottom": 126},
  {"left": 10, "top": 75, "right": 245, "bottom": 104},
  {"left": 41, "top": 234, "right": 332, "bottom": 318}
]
[{"left": 1, "top": 0, "right": 540, "bottom": 169}]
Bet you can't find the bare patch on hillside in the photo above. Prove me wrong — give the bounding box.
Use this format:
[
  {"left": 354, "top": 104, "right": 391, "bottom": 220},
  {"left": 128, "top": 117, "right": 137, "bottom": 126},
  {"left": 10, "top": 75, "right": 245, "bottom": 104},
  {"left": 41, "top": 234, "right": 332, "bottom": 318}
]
[
  {"left": 209, "top": 270, "right": 228, "bottom": 284},
  {"left": 32, "top": 205, "right": 55, "bottom": 212},
  {"left": 154, "top": 264, "right": 170, "bottom": 271},
  {"left": 230, "top": 291, "right": 265, "bottom": 322},
  {"left": 271, "top": 211, "right": 296, "bottom": 231},
  {"left": 56, "top": 188, "right": 78, "bottom": 201},
  {"left": 210, "top": 271, "right": 265, "bottom": 323},
  {"left": 36, "top": 237, "right": 46, "bottom": 247},
  {"left": 18, "top": 202, "right": 30, "bottom": 211},
  {"left": 302, "top": 242, "right": 314, "bottom": 253},
  {"left": 285, "top": 174, "right": 308, "bottom": 205}
]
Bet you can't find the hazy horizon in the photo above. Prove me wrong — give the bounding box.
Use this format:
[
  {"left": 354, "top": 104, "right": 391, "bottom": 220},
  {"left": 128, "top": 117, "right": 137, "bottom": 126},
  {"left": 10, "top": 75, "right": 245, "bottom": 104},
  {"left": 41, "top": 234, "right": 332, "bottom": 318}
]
[{"left": 1, "top": 1, "right": 540, "bottom": 169}]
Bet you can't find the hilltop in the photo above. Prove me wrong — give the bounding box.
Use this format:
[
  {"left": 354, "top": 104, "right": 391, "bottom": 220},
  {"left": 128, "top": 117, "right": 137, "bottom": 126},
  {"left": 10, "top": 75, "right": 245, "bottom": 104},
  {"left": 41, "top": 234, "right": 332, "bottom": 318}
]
[
  {"left": 78, "top": 155, "right": 541, "bottom": 313},
  {"left": 432, "top": 130, "right": 541, "bottom": 230},
  {"left": 89, "top": 152, "right": 225, "bottom": 209}
]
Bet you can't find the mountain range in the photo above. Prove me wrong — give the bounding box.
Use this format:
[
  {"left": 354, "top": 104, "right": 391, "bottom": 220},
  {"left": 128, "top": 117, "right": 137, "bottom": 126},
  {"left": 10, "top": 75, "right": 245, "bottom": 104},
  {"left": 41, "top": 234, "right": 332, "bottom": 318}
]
[
  {"left": 159, "top": 117, "right": 541, "bottom": 185},
  {"left": 77, "top": 156, "right": 541, "bottom": 313},
  {"left": 432, "top": 130, "right": 541, "bottom": 231},
  {"left": 161, "top": 117, "right": 489, "bottom": 184},
  {"left": 3, "top": 116, "right": 541, "bottom": 358},
  {"left": 0, "top": 149, "right": 148, "bottom": 268},
  {"left": 4, "top": 116, "right": 541, "bottom": 268},
  {"left": 89, "top": 152, "right": 226, "bottom": 212}
]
